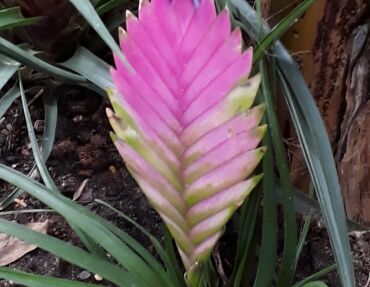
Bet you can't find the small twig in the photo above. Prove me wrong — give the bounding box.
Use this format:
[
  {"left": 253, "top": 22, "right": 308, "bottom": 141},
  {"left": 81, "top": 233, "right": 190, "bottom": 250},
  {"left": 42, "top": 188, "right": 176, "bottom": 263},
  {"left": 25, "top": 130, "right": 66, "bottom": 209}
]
[
  {"left": 266, "top": 0, "right": 302, "bottom": 21},
  {"left": 212, "top": 244, "right": 228, "bottom": 284},
  {"left": 27, "top": 88, "right": 44, "bottom": 107},
  {"left": 364, "top": 272, "right": 370, "bottom": 287},
  {"left": 73, "top": 179, "right": 90, "bottom": 201}
]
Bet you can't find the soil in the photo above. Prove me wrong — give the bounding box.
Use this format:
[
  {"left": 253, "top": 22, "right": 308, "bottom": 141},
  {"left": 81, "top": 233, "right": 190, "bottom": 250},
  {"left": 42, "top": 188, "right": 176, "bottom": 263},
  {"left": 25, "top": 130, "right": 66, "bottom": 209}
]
[{"left": 0, "top": 86, "right": 369, "bottom": 287}]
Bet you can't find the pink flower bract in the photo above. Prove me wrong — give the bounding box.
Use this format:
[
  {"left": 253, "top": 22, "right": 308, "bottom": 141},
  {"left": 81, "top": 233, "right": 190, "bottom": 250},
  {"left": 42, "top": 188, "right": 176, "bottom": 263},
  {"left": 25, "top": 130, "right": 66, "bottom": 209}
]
[{"left": 108, "top": 0, "right": 265, "bottom": 273}]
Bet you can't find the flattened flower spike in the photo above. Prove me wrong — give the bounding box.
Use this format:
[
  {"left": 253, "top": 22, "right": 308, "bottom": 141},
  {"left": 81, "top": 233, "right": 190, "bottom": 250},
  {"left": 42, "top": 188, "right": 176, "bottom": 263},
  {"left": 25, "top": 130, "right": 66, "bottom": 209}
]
[{"left": 107, "top": 0, "right": 266, "bottom": 283}]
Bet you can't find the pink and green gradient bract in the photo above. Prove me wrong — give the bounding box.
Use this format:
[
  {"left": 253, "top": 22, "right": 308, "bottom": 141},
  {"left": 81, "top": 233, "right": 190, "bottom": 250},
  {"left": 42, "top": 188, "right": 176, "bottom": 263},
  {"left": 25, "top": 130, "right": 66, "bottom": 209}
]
[{"left": 108, "top": 0, "right": 265, "bottom": 273}]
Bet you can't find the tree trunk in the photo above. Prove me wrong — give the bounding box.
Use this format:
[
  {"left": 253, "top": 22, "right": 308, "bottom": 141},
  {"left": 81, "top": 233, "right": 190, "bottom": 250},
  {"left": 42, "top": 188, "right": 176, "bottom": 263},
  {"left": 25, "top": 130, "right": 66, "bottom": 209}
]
[{"left": 270, "top": 0, "right": 370, "bottom": 225}]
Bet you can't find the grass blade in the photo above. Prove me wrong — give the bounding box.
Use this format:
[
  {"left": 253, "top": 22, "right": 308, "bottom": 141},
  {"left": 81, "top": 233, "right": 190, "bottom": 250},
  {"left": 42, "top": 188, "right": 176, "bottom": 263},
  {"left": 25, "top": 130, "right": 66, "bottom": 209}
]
[
  {"left": 0, "top": 165, "right": 164, "bottom": 287},
  {"left": 19, "top": 72, "right": 57, "bottom": 191},
  {"left": 0, "top": 7, "right": 40, "bottom": 30},
  {"left": 94, "top": 199, "right": 172, "bottom": 286},
  {"left": 68, "top": 0, "right": 132, "bottom": 71},
  {"left": 163, "top": 227, "right": 187, "bottom": 287},
  {"left": 259, "top": 59, "right": 297, "bottom": 287},
  {"left": 41, "top": 92, "right": 57, "bottom": 160},
  {"left": 0, "top": 54, "right": 20, "bottom": 90},
  {"left": 291, "top": 265, "right": 336, "bottom": 287},
  {"left": 0, "top": 218, "right": 137, "bottom": 287},
  {"left": 62, "top": 46, "right": 113, "bottom": 90},
  {"left": 253, "top": 124, "right": 277, "bottom": 287},
  {"left": 0, "top": 89, "right": 57, "bottom": 210},
  {"left": 294, "top": 184, "right": 314, "bottom": 273},
  {"left": 278, "top": 71, "right": 355, "bottom": 287},
  {"left": 300, "top": 282, "right": 329, "bottom": 287},
  {"left": 275, "top": 181, "right": 368, "bottom": 232},
  {"left": 0, "top": 84, "right": 20, "bottom": 118},
  {"left": 0, "top": 38, "right": 86, "bottom": 83},
  {"left": 253, "top": 0, "right": 315, "bottom": 63},
  {"left": 19, "top": 73, "right": 116, "bottom": 258},
  {"left": 0, "top": 209, "right": 52, "bottom": 216},
  {"left": 96, "top": 0, "right": 130, "bottom": 15},
  {"left": 0, "top": 267, "right": 101, "bottom": 287},
  {"left": 228, "top": 190, "right": 260, "bottom": 286},
  {"left": 228, "top": 1, "right": 356, "bottom": 286}
]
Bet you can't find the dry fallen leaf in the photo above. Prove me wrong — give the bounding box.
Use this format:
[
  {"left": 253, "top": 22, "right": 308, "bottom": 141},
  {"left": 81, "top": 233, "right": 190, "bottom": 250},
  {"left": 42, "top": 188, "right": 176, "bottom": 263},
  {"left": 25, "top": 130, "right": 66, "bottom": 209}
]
[
  {"left": 73, "top": 178, "right": 89, "bottom": 201},
  {"left": 0, "top": 220, "right": 49, "bottom": 266}
]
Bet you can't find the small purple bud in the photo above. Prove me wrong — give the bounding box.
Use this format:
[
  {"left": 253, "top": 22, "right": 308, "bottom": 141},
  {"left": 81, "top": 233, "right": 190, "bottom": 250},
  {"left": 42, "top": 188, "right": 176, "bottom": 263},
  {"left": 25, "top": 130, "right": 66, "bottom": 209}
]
[{"left": 193, "top": 0, "right": 201, "bottom": 7}]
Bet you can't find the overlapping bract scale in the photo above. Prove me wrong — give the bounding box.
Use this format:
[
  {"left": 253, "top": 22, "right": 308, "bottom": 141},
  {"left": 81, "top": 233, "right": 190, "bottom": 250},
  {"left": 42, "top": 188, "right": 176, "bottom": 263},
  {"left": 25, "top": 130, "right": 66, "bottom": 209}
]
[{"left": 108, "top": 0, "right": 266, "bottom": 272}]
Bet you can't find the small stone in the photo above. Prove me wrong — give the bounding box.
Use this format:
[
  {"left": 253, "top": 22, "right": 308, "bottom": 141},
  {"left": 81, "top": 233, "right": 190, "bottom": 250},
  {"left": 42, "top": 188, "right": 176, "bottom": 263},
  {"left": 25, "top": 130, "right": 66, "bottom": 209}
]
[
  {"left": 94, "top": 274, "right": 103, "bottom": 281},
  {"left": 77, "top": 271, "right": 91, "bottom": 280}
]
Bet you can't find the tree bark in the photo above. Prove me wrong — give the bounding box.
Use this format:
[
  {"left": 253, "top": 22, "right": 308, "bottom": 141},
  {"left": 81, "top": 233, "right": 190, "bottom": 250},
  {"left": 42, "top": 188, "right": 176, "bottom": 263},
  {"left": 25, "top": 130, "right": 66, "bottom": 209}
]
[{"left": 272, "top": 0, "right": 370, "bottom": 225}]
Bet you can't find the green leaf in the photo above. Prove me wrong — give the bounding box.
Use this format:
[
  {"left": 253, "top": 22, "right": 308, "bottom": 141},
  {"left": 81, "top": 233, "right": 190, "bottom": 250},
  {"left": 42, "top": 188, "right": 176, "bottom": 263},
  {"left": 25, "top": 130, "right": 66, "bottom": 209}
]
[
  {"left": 228, "top": 1, "right": 356, "bottom": 286},
  {"left": 0, "top": 54, "right": 20, "bottom": 90},
  {"left": 19, "top": 73, "right": 57, "bottom": 191},
  {"left": 96, "top": 0, "right": 130, "bottom": 15},
  {"left": 291, "top": 265, "right": 336, "bottom": 287},
  {"left": 0, "top": 218, "right": 136, "bottom": 287},
  {"left": 275, "top": 182, "right": 368, "bottom": 233},
  {"left": 0, "top": 209, "right": 52, "bottom": 216},
  {"left": 0, "top": 38, "right": 86, "bottom": 83},
  {"left": 19, "top": 73, "right": 105, "bottom": 258},
  {"left": 253, "top": 103, "right": 277, "bottom": 287},
  {"left": 0, "top": 84, "right": 20, "bottom": 118},
  {"left": 0, "top": 267, "right": 101, "bottom": 287},
  {"left": 228, "top": 190, "right": 260, "bottom": 286},
  {"left": 278, "top": 74, "right": 355, "bottom": 287},
  {"left": 294, "top": 185, "right": 314, "bottom": 274},
  {"left": 68, "top": 0, "right": 132, "bottom": 71},
  {"left": 41, "top": 92, "right": 58, "bottom": 160},
  {"left": 163, "top": 227, "right": 187, "bottom": 287},
  {"left": 253, "top": 0, "right": 315, "bottom": 63},
  {"left": 94, "top": 199, "right": 172, "bottom": 286},
  {"left": 258, "top": 58, "right": 297, "bottom": 287},
  {"left": 0, "top": 7, "right": 40, "bottom": 30},
  {"left": 301, "top": 282, "right": 329, "bottom": 287},
  {"left": 215, "top": 0, "right": 228, "bottom": 11},
  {"left": 0, "top": 165, "right": 165, "bottom": 287},
  {"left": 0, "top": 88, "right": 57, "bottom": 210},
  {"left": 62, "top": 46, "right": 113, "bottom": 90}
]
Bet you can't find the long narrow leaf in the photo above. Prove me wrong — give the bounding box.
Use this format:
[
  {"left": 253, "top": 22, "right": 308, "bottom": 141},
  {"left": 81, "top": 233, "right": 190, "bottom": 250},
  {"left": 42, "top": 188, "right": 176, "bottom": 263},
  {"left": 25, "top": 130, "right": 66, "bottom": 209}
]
[
  {"left": 0, "top": 38, "right": 86, "bottom": 83},
  {"left": 0, "top": 7, "right": 40, "bottom": 30},
  {"left": 0, "top": 54, "right": 20, "bottom": 90},
  {"left": 253, "top": 120, "right": 277, "bottom": 287},
  {"left": 0, "top": 165, "right": 165, "bottom": 287},
  {"left": 253, "top": 0, "right": 315, "bottom": 63},
  {"left": 0, "top": 84, "right": 20, "bottom": 118},
  {"left": 277, "top": 71, "right": 354, "bottom": 286},
  {"left": 19, "top": 73, "right": 57, "bottom": 191},
  {"left": 62, "top": 46, "right": 112, "bottom": 90},
  {"left": 275, "top": 182, "right": 368, "bottom": 232},
  {"left": 259, "top": 58, "right": 297, "bottom": 287},
  {"left": 94, "top": 199, "right": 172, "bottom": 286},
  {"left": 229, "top": 191, "right": 260, "bottom": 286},
  {"left": 0, "top": 90, "right": 57, "bottom": 210},
  {"left": 68, "top": 0, "right": 131, "bottom": 71},
  {"left": 0, "top": 267, "right": 101, "bottom": 287},
  {"left": 0, "top": 218, "right": 136, "bottom": 287},
  {"left": 18, "top": 76, "right": 98, "bottom": 258},
  {"left": 96, "top": 0, "right": 130, "bottom": 15},
  {"left": 228, "top": 1, "right": 356, "bottom": 286},
  {"left": 291, "top": 265, "right": 336, "bottom": 287},
  {"left": 163, "top": 227, "right": 187, "bottom": 287}
]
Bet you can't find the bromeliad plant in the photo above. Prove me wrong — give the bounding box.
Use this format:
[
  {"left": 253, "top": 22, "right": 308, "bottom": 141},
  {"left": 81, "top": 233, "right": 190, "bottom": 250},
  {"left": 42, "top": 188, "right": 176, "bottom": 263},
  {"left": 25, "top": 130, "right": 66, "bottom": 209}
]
[
  {"left": 0, "top": 0, "right": 358, "bottom": 286},
  {"left": 107, "top": 0, "right": 265, "bottom": 282}
]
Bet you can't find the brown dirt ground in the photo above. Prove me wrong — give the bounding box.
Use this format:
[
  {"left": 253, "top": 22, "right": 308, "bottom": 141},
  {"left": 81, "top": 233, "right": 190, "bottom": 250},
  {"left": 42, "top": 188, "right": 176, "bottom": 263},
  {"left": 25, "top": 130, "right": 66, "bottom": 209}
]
[{"left": 0, "top": 86, "right": 369, "bottom": 287}]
